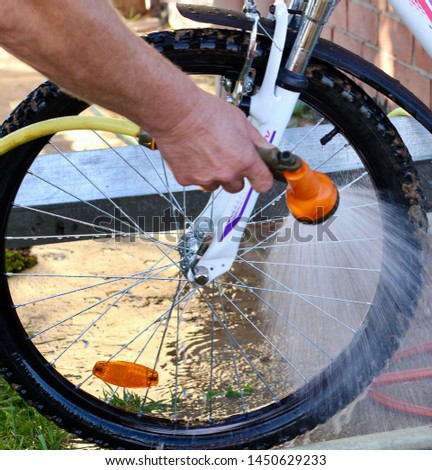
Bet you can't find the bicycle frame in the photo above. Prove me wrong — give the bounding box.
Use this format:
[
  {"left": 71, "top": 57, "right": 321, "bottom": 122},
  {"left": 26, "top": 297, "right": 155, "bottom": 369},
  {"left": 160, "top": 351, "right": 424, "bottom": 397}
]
[{"left": 391, "top": 0, "right": 432, "bottom": 57}]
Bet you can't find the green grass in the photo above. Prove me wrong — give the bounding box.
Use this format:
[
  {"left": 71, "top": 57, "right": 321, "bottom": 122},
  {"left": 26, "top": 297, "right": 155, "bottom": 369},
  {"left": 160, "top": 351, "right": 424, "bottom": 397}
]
[
  {"left": 104, "top": 387, "right": 172, "bottom": 414},
  {"left": 5, "top": 248, "right": 38, "bottom": 273},
  {"left": 1, "top": 250, "right": 71, "bottom": 449},
  {"left": 0, "top": 377, "right": 72, "bottom": 449}
]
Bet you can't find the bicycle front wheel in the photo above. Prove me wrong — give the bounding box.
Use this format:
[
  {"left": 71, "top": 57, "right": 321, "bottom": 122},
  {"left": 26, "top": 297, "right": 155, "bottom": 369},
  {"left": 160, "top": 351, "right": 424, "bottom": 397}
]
[{"left": 0, "top": 29, "right": 427, "bottom": 449}]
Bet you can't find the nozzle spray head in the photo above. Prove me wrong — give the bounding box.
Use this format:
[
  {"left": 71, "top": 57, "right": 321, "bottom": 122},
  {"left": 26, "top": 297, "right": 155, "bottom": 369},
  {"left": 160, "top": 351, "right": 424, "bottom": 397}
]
[
  {"left": 283, "top": 160, "right": 339, "bottom": 224},
  {"left": 257, "top": 147, "right": 339, "bottom": 224}
]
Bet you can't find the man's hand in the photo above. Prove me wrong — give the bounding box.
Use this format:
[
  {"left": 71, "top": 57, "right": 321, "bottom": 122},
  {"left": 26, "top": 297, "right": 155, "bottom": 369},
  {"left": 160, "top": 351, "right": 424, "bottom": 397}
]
[{"left": 153, "top": 89, "right": 274, "bottom": 194}]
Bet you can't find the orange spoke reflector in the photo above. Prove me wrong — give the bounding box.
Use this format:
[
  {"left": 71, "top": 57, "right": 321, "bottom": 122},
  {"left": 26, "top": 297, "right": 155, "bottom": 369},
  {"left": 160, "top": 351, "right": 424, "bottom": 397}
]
[{"left": 92, "top": 361, "right": 158, "bottom": 388}]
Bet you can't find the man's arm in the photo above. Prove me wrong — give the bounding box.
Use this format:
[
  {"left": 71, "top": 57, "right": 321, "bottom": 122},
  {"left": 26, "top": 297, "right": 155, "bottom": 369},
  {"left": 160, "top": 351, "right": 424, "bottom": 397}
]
[{"left": 0, "top": 0, "right": 273, "bottom": 193}]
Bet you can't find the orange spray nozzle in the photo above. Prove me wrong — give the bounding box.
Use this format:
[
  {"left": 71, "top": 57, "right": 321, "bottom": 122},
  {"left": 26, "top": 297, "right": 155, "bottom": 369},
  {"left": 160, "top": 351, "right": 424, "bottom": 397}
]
[
  {"left": 283, "top": 160, "right": 339, "bottom": 224},
  {"left": 257, "top": 147, "right": 339, "bottom": 224}
]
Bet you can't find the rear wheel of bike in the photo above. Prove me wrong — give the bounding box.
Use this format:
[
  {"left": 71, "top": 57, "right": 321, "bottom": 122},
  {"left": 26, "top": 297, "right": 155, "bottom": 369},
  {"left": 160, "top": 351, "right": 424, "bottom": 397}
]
[{"left": 0, "top": 29, "right": 427, "bottom": 449}]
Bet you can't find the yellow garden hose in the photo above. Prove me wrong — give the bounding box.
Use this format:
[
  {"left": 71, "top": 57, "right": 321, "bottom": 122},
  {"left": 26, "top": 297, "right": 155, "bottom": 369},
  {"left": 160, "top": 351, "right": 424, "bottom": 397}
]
[
  {"left": 0, "top": 106, "right": 413, "bottom": 156},
  {"left": 89, "top": 106, "right": 139, "bottom": 146},
  {"left": 387, "top": 107, "right": 411, "bottom": 118},
  {"left": 0, "top": 116, "right": 141, "bottom": 156},
  {"left": 0, "top": 114, "right": 340, "bottom": 224}
]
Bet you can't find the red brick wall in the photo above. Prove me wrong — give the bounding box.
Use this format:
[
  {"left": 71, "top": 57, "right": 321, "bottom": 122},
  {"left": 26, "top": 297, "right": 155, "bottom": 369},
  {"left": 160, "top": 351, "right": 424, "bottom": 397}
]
[{"left": 322, "top": 0, "right": 432, "bottom": 108}]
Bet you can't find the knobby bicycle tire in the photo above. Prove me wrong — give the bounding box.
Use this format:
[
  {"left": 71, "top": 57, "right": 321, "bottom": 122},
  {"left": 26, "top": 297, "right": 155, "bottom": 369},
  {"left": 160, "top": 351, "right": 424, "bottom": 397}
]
[{"left": 0, "top": 28, "right": 427, "bottom": 449}]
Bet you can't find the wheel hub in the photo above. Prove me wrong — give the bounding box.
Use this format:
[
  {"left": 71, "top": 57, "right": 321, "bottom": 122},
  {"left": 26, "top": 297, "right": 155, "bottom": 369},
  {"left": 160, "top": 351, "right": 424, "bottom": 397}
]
[{"left": 178, "top": 225, "right": 214, "bottom": 285}]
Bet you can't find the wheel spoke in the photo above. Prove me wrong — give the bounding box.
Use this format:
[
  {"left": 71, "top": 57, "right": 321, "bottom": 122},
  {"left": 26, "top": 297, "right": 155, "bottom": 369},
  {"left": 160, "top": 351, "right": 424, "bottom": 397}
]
[
  {"left": 197, "top": 288, "right": 279, "bottom": 402},
  {"left": 239, "top": 236, "right": 384, "bottom": 252},
  {"left": 236, "top": 259, "right": 380, "bottom": 273},
  {"left": 235, "top": 256, "right": 357, "bottom": 333},
  {"left": 217, "top": 280, "right": 373, "bottom": 305},
  {"left": 219, "top": 277, "right": 313, "bottom": 381},
  {"left": 216, "top": 283, "right": 248, "bottom": 413},
  {"left": 26, "top": 170, "right": 140, "bottom": 235},
  {"left": 93, "top": 130, "right": 194, "bottom": 227},
  {"left": 77, "top": 285, "right": 195, "bottom": 391},
  {"left": 29, "top": 262, "right": 176, "bottom": 340},
  {"left": 225, "top": 271, "right": 334, "bottom": 363},
  {"left": 340, "top": 171, "right": 369, "bottom": 191},
  {"left": 139, "top": 281, "right": 192, "bottom": 414}
]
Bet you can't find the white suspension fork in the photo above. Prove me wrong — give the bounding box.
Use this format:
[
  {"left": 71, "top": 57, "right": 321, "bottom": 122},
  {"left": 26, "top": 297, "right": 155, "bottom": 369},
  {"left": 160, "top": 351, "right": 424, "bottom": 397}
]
[
  {"left": 249, "top": 1, "right": 300, "bottom": 147},
  {"left": 188, "top": 0, "right": 339, "bottom": 285}
]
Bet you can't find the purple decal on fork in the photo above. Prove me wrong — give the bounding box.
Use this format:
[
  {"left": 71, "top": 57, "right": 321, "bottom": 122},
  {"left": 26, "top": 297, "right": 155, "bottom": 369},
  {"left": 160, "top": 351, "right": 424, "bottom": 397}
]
[
  {"left": 219, "top": 129, "right": 277, "bottom": 242},
  {"left": 219, "top": 187, "right": 254, "bottom": 241},
  {"left": 265, "top": 130, "right": 277, "bottom": 144}
]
